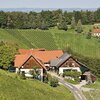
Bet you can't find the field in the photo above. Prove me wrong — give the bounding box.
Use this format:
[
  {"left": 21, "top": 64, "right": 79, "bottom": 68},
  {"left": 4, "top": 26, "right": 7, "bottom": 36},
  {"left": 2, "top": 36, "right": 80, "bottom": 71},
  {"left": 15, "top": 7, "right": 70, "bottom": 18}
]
[
  {"left": 0, "top": 25, "right": 100, "bottom": 59},
  {"left": 83, "top": 81, "right": 100, "bottom": 100},
  {"left": 0, "top": 70, "right": 75, "bottom": 100},
  {"left": 83, "top": 90, "right": 100, "bottom": 100}
]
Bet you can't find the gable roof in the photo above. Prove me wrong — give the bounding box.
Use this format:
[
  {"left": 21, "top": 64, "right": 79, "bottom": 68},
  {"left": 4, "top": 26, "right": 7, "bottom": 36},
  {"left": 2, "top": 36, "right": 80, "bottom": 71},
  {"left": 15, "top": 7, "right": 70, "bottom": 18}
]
[
  {"left": 50, "top": 53, "right": 90, "bottom": 71},
  {"left": 32, "top": 50, "right": 63, "bottom": 63},
  {"left": 15, "top": 54, "right": 46, "bottom": 70},
  {"left": 18, "top": 49, "right": 63, "bottom": 63},
  {"left": 75, "top": 60, "right": 90, "bottom": 71},
  {"left": 15, "top": 48, "right": 63, "bottom": 69},
  {"left": 50, "top": 53, "right": 71, "bottom": 67}
]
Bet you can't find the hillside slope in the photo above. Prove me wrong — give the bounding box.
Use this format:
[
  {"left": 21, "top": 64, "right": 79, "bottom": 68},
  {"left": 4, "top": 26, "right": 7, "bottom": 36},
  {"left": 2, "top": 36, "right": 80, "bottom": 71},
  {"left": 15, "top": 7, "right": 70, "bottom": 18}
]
[
  {"left": 0, "top": 27, "right": 100, "bottom": 59},
  {"left": 0, "top": 70, "right": 75, "bottom": 100}
]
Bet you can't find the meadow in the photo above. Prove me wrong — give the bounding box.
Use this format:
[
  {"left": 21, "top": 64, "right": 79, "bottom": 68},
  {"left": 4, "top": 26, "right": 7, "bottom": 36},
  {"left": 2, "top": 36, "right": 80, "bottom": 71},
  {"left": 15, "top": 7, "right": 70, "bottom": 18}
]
[
  {"left": 83, "top": 90, "right": 100, "bottom": 100},
  {"left": 83, "top": 81, "right": 100, "bottom": 100},
  {"left": 0, "top": 70, "right": 75, "bottom": 100},
  {"left": 0, "top": 26, "right": 100, "bottom": 100},
  {"left": 0, "top": 25, "right": 100, "bottom": 59}
]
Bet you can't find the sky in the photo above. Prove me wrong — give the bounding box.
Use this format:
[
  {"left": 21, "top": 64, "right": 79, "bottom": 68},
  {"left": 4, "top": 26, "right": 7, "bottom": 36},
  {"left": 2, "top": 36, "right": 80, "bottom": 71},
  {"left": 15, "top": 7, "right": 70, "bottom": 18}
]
[{"left": 0, "top": 0, "right": 100, "bottom": 8}]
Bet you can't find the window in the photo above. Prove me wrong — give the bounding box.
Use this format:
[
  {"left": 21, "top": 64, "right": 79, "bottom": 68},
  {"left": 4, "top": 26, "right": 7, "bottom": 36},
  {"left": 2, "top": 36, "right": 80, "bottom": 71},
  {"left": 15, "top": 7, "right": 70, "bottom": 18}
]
[{"left": 72, "top": 63, "right": 75, "bottom": 67}]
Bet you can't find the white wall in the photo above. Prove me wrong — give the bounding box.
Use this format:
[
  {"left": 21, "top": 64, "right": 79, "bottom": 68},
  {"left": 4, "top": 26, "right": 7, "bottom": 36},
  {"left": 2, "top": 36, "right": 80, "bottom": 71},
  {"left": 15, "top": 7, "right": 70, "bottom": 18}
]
[
  {"left": 44, "top": 64, "right": 50, "bottom": 67},
  {"left": 93, "top": 33, "right": 100, "bottom": 36},
  {"left": 20, "top": 69, "right": 32, "bottom": 73},
  {"left": 59, "top": 67, "right": 81, "bottom": 74}
]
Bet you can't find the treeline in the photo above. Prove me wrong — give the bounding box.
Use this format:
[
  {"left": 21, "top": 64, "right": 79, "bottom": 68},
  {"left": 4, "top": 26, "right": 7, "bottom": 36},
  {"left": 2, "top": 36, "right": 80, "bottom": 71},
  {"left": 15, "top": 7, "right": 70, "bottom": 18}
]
[{"left": 0, "top": 8, "right": 100, "bottom": 29}]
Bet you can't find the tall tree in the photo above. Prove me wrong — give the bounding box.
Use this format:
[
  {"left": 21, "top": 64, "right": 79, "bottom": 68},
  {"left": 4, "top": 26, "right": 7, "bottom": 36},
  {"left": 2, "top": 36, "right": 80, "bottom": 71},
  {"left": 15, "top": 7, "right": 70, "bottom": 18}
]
[
  {"left": 74, "top": 11, "right": 82, "bottom": 23},
  {"left": 6, "top": 16, "right": 14, "bottom": 28},
  {"left": 57, "top": 20, "right": 68, "bottom": 31},
  {"left": 40, "top": 20, "right": 48, "bottom": 30},
  {"left": 71, "top": 17, "right": 76, "bottom": 29},
  {"left": 62, "top": 21, "right": 68, "bottom": 31},
  {"left": 76, "top": 19, "right": 83, "bottom": 33},
  {"left": 94, "top": 8, "right": 100, "bottom": 22},
  {"left": 0, "top": 41, "right": 18, "bottom": 69}
]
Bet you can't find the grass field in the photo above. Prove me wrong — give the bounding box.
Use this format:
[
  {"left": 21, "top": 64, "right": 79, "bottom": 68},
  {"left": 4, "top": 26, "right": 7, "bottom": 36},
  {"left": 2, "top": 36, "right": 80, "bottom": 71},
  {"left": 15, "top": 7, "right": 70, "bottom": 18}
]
[
  {"left": 0, "top": 25, "right": 100, "bottom": 59},
  {"left": 83, "top": 90, "right": 100, "bottom": 100},
  {"left": 83, "top": 81, "right": 100, "bottom": 89},
  {"left": 83, "top": 81, "right": 100, "bottom": 100},
  {"left": 0, "top": 70, "right": 75, "bottom": 100}
]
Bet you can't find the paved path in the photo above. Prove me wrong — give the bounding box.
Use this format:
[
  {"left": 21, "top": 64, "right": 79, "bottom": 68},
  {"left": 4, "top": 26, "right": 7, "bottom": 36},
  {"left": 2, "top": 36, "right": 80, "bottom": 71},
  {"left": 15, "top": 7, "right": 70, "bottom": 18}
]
[{"left": 48, "top": 72, "right": 87, "bottom": 100}]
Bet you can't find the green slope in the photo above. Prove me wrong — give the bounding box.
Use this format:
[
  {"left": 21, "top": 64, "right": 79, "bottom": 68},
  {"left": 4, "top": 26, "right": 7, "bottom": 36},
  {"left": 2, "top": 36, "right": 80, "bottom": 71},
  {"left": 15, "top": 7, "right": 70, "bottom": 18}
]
[
  {"left": 0, "top": 26, "right": 100, "bottom": 59},
  {"left": 0, "top": 70, "right": 75, "bottom": 100},
  {"left": 0, "top": 29, "right": 58, "bottom": 50},
  {"left": 52, "top": 29, "right": 100, "bottom": 59}
]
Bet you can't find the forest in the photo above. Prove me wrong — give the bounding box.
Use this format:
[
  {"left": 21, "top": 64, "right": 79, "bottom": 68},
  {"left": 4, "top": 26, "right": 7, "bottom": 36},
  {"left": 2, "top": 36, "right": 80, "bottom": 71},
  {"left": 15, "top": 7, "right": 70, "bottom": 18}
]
[{"left": 0, "top": 8, "right": 100, "bottom": 29}]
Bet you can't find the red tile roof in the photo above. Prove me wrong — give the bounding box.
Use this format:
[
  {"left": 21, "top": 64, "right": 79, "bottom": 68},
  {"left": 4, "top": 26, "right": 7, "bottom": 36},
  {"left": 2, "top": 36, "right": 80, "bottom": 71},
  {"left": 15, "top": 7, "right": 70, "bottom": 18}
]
[
  {"left": 18, "top": 49, "right": 63, "bottom": 62},
  {"left": 15, "top": 54, "right": 46, "bottom": 69},
  {"left": 32, "top": 50, "right": 63, "bottom": 62},
  {"left": 19, "top": 48, "right": 46, "bottom": 54},
  {"left": 93, "top": 29, "right": 100, "bottom": 33},
  {"left": 15, "top": 49, "right": 63, "bottom": 68}
]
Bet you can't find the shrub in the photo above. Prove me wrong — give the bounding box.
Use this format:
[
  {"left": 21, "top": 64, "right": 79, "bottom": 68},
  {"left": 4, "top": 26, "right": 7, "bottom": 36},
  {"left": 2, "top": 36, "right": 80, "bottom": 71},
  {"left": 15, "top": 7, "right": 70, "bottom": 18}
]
[
  {"left": 86, "top": 29, "right": 92, "bottom": 39},
  {"left": 32, "top": 67, "right": 40, "bottom": 79},
  {"left": 43, "top": 73, "right": 51, "bottom": 83},
  {"left": 19, "top": 71, "right": 26, "bottom": 80},
  {"left": 49, "top": 77, "right": 58, "bottom": 87},
  {"left": 43, "top": 76, "right": 48, "bottom": 83},
  {"left": 63, "top": 71, "right": 81, "bottom": 82}
]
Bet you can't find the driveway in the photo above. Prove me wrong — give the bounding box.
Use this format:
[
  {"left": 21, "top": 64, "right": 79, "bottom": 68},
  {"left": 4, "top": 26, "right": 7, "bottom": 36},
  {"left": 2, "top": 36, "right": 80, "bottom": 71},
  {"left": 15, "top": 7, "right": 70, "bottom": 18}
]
[{"left": 48, "top": 72, "right": 87, "bottom": 100}]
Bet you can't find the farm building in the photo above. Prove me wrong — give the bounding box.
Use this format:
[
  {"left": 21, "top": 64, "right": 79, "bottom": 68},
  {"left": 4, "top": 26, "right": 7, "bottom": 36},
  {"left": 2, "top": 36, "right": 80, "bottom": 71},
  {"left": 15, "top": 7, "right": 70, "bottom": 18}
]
[
  {"left": 92, "top": 29, "right": 100, "bottom": 37},
  {"left": 14, "top": 48, "right": 96, "bottom": 83},
  {"left": 14, "top": 48, "right": 63, "bottom": 80},
  {"left": 50, "top": 53, "right": 96, "bottom": 83}
]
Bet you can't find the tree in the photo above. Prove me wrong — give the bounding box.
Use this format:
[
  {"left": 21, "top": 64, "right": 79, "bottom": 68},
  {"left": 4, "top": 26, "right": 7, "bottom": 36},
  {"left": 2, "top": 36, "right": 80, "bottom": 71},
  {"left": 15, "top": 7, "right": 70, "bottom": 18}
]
[
  {"left": 76, "top": 19, "right": 83, "bottom": 33},
  {"left": 6, "top": 16, "right": 14, "bottom": 28},
  {"left": 0, "top": 41, "right": 18, "bottom": 69},
  {"left": 64, "top": 11, "right": 71, "bottom": 24},
  {"left": 57, "top": 20, "right": 68, "bottom": 31},
  {"left": 71, "top": 17, "right": 76, "bottom": 29},
  {"left": 86, "top": 29, "right": 92, "bottom": 39},
  {"left": 49, "top": 77, "right": 58, "bottom": 87},
  {"left": 61, "top": 21, "right": 68, "bottom": 31},
  {"left": 74, "top": 11, "right": 82, "bottom": 23},
  {"left": 40, "top": 20, "right": 48, "bottom": 30},
  {"left": 94, "top": 8, "right": 100, "bottom": 22}
]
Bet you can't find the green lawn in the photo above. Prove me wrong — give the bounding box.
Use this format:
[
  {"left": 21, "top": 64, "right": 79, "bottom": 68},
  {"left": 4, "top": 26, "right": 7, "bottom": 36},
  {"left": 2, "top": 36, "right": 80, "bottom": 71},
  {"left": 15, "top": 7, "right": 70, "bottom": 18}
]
[
  {"left": 83, "top": 81, "right": 100, "bottom": 100},
  {"left": 0, "top": 25, "right": 100, "bottom": 59},
  {"left": 0, "top": 70, "right": 75, "bottom": 100},
  {"left": 83, "top": 81, "right": 100, "bottom": 89},
  {"left": 83, "top": 90, "right": 100, "bottom": 100}
]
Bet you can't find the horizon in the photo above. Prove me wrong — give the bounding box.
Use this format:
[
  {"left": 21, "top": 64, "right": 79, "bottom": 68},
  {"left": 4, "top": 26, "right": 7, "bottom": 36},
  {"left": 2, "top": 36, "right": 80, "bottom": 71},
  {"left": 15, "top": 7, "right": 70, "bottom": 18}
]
[
  {"left": 0, "top": 8, "right": 97, "bottom": 12},
  {"left": 0, "top": 0, "right": 100, "bottom": 8},
  {"left": 0, "top": 7, "right": 98, "bottom": 9}
]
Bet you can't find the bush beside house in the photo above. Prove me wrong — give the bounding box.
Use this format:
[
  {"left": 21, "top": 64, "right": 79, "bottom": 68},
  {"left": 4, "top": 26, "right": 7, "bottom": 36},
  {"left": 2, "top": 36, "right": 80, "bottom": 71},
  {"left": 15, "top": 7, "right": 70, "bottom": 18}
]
[{"left": 63, "top": 71, "right": 81, "bottom": 83}]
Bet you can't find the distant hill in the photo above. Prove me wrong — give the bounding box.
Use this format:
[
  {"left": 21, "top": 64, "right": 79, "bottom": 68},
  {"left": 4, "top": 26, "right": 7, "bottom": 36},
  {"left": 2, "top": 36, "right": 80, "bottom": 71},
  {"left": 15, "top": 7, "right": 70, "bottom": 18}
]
[{"left": 0, "top": 8, "right": 97, "bottom": 12}]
